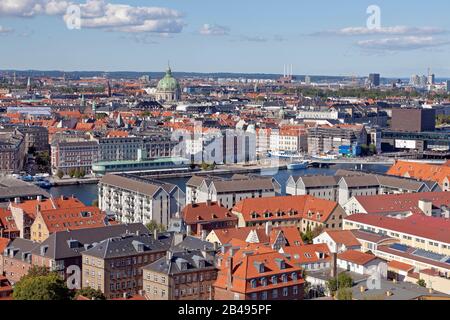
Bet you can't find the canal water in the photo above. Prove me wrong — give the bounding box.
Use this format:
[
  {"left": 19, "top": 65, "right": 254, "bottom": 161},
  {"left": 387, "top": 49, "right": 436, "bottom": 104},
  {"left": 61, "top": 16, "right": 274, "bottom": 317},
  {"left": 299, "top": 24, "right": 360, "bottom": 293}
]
[{"left": 49, "top": 164, "right": 389, "bottom": 206}]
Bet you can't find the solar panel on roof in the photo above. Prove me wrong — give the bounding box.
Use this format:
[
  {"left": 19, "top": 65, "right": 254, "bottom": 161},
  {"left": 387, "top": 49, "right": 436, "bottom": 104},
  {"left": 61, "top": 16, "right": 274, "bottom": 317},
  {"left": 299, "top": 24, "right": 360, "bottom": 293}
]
[
  {"left": 412, "top": 249, "right": 446, "bottom": 262},
  {"left": 390, "top": 243, "right": 409, "bottom": 252}
]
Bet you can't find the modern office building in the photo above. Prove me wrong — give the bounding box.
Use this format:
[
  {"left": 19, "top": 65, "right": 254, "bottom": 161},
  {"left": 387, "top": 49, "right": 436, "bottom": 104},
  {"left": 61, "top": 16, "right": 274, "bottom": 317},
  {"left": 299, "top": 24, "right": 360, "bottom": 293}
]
[{"left": 391, "top": 108, "right": 436, "bottom": 133}]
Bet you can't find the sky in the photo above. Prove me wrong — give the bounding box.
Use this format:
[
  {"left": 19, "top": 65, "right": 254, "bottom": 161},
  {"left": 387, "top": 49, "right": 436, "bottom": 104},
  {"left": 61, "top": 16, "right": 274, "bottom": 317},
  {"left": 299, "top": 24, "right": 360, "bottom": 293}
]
[{"left": 0, "top": 0, "right": 450, "bottom": 77}]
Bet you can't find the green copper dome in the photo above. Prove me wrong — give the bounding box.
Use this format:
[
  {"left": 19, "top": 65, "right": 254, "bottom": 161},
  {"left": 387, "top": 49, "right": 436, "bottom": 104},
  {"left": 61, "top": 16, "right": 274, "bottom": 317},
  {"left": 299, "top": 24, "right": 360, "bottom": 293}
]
[{"left": 157, "top": 67, "right": 180, "bottom": 92}]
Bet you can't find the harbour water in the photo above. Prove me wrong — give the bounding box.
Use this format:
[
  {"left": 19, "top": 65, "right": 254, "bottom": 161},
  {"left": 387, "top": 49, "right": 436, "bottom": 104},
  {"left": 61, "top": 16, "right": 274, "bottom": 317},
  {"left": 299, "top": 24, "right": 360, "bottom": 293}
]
[{"left": 49, "top": 164, "right": 389, "bottom": 205}]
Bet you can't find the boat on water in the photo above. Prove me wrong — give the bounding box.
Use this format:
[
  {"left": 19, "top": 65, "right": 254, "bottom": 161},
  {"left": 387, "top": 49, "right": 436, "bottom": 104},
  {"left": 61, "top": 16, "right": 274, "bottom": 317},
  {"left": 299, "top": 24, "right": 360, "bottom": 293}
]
[
  {"left": 34, "top": 180, "right": 53, "bottom": 189},
  {"left": 287, "top": 160, "right": 310, "bottom": 170},
  {"left": 268, "top": 151, "right": 304, "bottom": 159},
  {"left": 311, "top": 154, "right": 338, "bottom": 161}
]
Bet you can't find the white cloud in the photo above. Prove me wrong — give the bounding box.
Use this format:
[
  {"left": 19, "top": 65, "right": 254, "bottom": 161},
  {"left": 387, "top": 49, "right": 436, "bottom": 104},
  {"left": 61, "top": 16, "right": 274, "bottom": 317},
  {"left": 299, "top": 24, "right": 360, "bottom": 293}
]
[
  {"left": 312, "top": 26, "right": 447, "bottom": 37},
  {"left": 238, "top": 35, "right": 268, "bottom": 42},
  {"left": 357, "top": 36, "right": 450, "bottom": 51},
  {"left": 0, "top": 0, "right": 185, "bottom": 34},
  {"left": 199, "top": 24, "right": 230, "bottom": 36}
]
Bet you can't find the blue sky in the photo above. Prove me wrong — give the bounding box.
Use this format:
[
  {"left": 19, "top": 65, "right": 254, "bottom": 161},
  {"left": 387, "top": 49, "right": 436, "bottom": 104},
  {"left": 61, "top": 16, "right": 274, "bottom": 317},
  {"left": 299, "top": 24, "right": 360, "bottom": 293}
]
[{"left": 1, "top": 0, "right": 450, "bottom": 77}]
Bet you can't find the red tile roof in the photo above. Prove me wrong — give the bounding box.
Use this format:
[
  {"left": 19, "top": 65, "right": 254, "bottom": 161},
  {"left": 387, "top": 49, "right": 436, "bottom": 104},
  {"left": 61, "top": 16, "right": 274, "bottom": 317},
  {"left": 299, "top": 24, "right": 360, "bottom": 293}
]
[
  {"left": 337, "top": 250, "right": 378, "bottom": 265},
  {"left": 39, "top": 206, "right": 113, "bottom": 233},
  {"left": 345, "top": 214, "right": 450, "bottom": 244},
  {"left": 10, "top": 196, "right": 85, "bottom": 219},
  {"left": 387, "top": 260, "right": 414, "bottom": 272},
  {"left": 0, "top": 209, "right": 19, "bottom": 234},
  {"left": 353, "top": 192, "right": 450, "bottom": 215},
  {"left": 324, "top": 230, "right": 361, "bottom": 247},
  {"left": 233, "top": 195, "right": 338, "bottom": 224},
  {"left": 387, "top": 161, "right": 450, "bottom": 187},
  {"left": 182, "top": 202, "right": 236, "bottom": 224},
  {"left": 281, "top": 243, "right": 331, "bottom": 264},
  {"left": 0, "top": 238, "right": 10, "bottom": 254}
]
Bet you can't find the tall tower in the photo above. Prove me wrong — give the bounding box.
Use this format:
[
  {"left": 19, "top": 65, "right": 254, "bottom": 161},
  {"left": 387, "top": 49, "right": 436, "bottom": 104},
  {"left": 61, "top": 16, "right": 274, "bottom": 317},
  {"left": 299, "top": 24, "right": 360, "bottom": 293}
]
[{"left": 27, "top": 77, "right": 32, "bottom": 92}]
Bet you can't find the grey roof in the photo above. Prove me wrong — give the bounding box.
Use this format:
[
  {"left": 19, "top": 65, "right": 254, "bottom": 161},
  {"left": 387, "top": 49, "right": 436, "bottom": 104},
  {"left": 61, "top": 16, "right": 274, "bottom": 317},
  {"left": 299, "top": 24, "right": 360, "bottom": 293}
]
[
  {"left": 100, "top": 174, "right": 163, "bottom": 197},
  {"left": 4, "top": 238, "right": 39, "bottom": 259},
  {"left": 339, "top": 175, "right": 380, "bottom": 188},
  {"left": 212, "top": 178, "right": 275, "bottom": 193},
  {"left": 296, "top": 175, "right": 340, "bottom": 188},
  {"left": 143, "top": 250, "right": 215, "bottom": 275},
  {"left": 172, "top": 236, "right": 215, "bottom": 252},
  {"left": 83, "top": 233, "right": 173, "bottom": 259},
  {"left": 31, "top": 223, "right": 149, "bottom": 260},
  {"left": 0, "top": 177, "right": 50, "bottom": 200}
]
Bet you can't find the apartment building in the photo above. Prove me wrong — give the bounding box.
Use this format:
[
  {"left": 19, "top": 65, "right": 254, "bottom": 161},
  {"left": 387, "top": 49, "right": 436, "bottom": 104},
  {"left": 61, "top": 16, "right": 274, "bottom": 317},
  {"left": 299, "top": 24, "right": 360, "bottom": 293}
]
[
  {"left": 51, "top": 139, "right": 99, "bottom": 175},
  {"left": 181, "top": 201, "right": 238, "bottom": 236},
  {"left": 0, "top": 129, "right": 27, "bottom": 174},
  {"left": 387, "top": 161, "right": 450, "bottom": 191},
  {"left": 9, "top": 195, "right": 86, "bottom": 239},
  {"left": 143, "top": 249, "right": 217, "bottom": 300},
  {"left": 29, "top": 223, "right": 149, "bottom": 281},
  {"left": 232, "top": 195, "right": 346, "bottom": 233},
  {"left": 98, "top": 174, "right": 185, "bottom": 226},
  {"left": 81, "top": 232, "right": 173, "bottom": 299},
  {"left": 186, "top": 174, "right": 280, "bottom": 209},
  {"left": 213, "top": 243, "right": 305, "bottom": 300},
  {"left": 30, "top": 205, "right": 113, "bottom": 242},
  {"left": 286, "top": 170, "right": 441, "bottom": 205},
  {"left": 1, "top": 238, "right": 39, "bottom": 285}
]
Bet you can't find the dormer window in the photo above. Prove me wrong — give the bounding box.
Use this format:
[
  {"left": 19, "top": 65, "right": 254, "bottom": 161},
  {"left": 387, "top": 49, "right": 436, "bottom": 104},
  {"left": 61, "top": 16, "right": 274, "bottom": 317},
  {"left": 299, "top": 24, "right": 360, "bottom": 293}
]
[
  {"left": 281, "top": 274, "right": 288, "bottom": 283},
  {"left": 264, "top": 212, "right": 271, "bottom": 218},
  {"left": 261, "top": 277, "right": 268, "bottom": 286},
  {"left": 271, "top": 276, "right": 278, "bottom": 284},
  {"left": 250, "top": 279, "right": 257, "bottom": 288},
  {"left": 291, "top": 272, "right": 298, "bottom": 281}
]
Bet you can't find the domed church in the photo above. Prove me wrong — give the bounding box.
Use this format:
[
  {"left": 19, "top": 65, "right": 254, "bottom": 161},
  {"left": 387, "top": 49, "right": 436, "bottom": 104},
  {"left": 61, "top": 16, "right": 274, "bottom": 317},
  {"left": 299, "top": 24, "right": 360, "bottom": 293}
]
[{"left": 155, "top": 64, "right": 181, "bottom": 102}]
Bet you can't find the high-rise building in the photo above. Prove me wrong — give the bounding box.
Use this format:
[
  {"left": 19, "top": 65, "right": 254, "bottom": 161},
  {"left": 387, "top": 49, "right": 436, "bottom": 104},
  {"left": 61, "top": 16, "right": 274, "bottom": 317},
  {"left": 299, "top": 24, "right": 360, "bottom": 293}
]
[
  {"left": 368, "top": 73, "right": 380, "bottom": 87},
  {"left": 446, "top": 80, "right": 450, "bottom": 92}
]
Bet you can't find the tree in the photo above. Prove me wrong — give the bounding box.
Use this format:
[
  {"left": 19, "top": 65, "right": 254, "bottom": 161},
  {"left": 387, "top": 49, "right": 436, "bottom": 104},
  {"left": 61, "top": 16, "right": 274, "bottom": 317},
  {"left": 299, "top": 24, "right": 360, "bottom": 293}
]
[
  {"left": 56, "top": 170, "right": 64, "bottom": 180},
  {"left": 12, "top": 271, "right": 71, "bottom": 300},
  {"left": 74, "top": 168, "right": 81, "bottom": 179},
  {"left": 146, "top": 220, "right": 166, "bottom": 233},
  {"left": 336, "top": 288, "right": 353, "bottom": 300},
  {"left": 326, "top": 272, "right": 354, "bottom": 295},
  {"left": 368, "top": 144, "right": 377, "bottom": 155},
  {"left": 74, "top": 287, "right": 106, "bottom": 300},
  {"left": 301, "top": 226, "right": 324, "bottom": 244},
  {"left": 27, "top": 265, "right": 51, "bottom": 277},
  {"left": 68, "top": 168, "right": 76, "bottom": 178},
  {"left": 417, "top": 279, "right": 426, "bottom": 288}
]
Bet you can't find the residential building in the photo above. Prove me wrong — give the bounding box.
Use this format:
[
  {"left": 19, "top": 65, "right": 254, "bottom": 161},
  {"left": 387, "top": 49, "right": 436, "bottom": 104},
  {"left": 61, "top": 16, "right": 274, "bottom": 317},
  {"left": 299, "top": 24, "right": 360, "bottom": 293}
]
[
  {"left": 181, "top": 201, "right": 238, "bottom": 237},
  {"left": 337, "top": 250, "right": 387, "bottom": 276},
  {"left": 98, "top": 174, "right": 185, "bottom": 226},
  {"left": 0, "top": 129, "right": 26, "bottom": 174},
  {"left": 30, "top": 205, "right": 114, "bottom": 243},
  {"left": 279, "top": 243, "right": 331, "bottom": 272},
  {"left": 9, "top": 195, "right": 86, "bottom": 239},
  {"left": 81, "top": 232, "right": 173, "bottom": 299},
  {"left": 51, "top": 139, "right": 99, "bottom": 175},
  {"left": 187, "top": 174, "right": 280, "bottom": 209},
  {"left": 213, "top": 243, "right": 305, "bottom": 300},
  {"left": 232, "top": 195, "right": 346, "bottom": 233},
  {"left": 1, "top": 238, "right": 39, "bottom": 285},
  {"left": 30, "top": 223, "right": 149, "bottom": 281},
  {"left": 387, "top": 161, "right": 450, "bottom": 191},
  {"left": 143, "top": 239, "right": 217, "bottom": 301},
  {"left": 0, "top": 209, "right": 20, "bottom": 239}
]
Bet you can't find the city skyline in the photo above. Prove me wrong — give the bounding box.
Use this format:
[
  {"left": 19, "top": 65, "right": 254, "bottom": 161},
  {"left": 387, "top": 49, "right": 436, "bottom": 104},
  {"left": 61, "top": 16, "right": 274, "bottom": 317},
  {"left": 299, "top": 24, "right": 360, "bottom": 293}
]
[{"left": 0, "top": 0, "right": 450, "bottom": 77}]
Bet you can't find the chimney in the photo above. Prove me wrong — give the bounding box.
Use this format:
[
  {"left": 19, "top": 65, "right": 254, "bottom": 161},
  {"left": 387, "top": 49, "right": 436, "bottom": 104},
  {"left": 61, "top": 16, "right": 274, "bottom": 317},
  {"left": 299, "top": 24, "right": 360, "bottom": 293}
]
[
  {"left": 265, "top": 222, "right": 272, "bottom": 236},
  {"left": 418, "top": 199, "right": 432, "bottom": 216},
  {"left": 154, "top": 231, "right": 158, "bottom": 240},
  {"left": 206, "top": 199, "right": 212, "bottom": 207},
  {"left": 226, "top": 257, "right": 233, "bottom": 289},
  {"left": 201, "top": 230, "right": 207, "bottom": 241},
  {"left": 37, "top": 195, "right": 42, "bottom": 202},
  {"left": 166, "top": 250, "right": 173, "bottom": 263},
  {"left": 36, "top": 204, "right": 41, "bottom": 214},
  {"left": 186, "top": 224, "right": 192, "bottom": 236},
  {"left": 330, "top": 252, "right": 338, "bottom": 278},
  {"left": 14, "top": 197, "right": 21, "bottom": 204}
]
